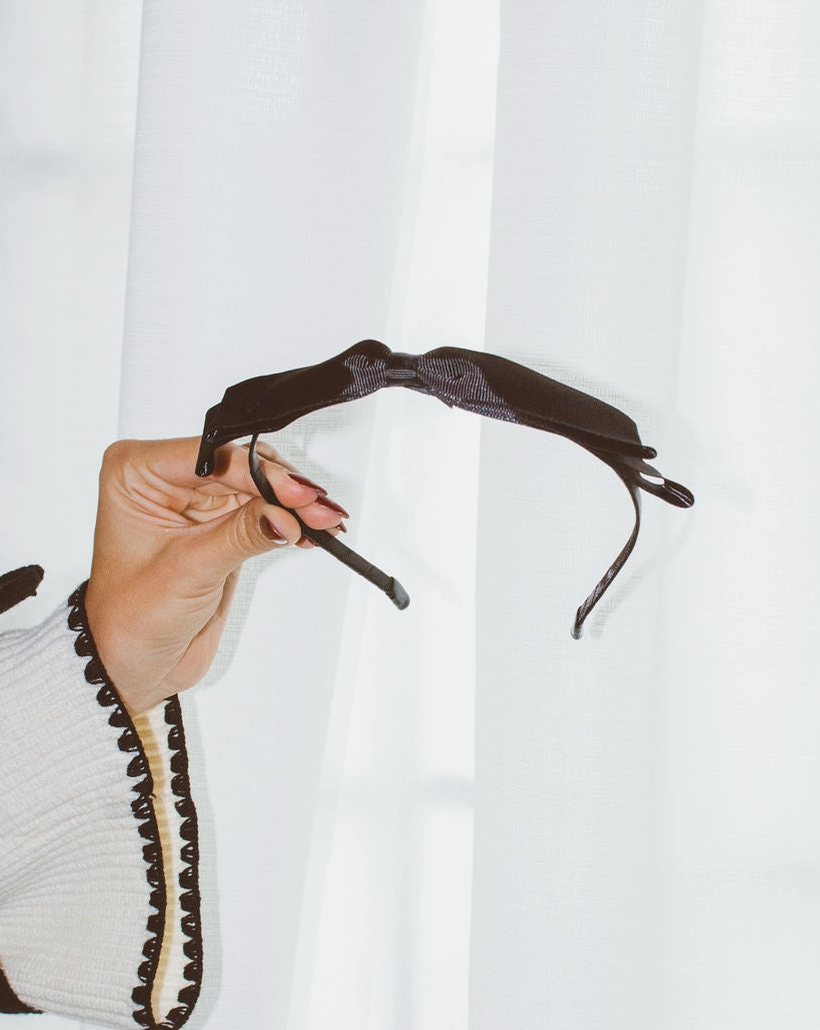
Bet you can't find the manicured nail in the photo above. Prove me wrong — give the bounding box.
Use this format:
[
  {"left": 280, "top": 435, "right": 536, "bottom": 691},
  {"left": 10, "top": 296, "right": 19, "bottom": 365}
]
[
  {"left": 337, "top": 521, "right": 347, "bottom": 533},
  {"left": 288, "top": 473, "right": 328, "bottom": 495},
  {"left": 317, "top": 496, "right": 350, "bottom": 518},
  {"left": 297, "top": 534, "right": 318, "bottom": 548},
  {"left": 260, "top": 517, "right": 288, "bottom": 543}
]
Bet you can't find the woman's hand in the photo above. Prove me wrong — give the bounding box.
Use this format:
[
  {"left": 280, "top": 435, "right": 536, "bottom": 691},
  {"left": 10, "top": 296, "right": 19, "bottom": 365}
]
[{"left": 84, "top": 437, "right": 348, "bottom": 715}]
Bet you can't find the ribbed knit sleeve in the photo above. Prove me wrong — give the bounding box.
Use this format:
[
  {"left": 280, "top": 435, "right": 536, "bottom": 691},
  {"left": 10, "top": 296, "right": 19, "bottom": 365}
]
[{"left": 0, "top": 584, "right": 202, "bottom": 1029}]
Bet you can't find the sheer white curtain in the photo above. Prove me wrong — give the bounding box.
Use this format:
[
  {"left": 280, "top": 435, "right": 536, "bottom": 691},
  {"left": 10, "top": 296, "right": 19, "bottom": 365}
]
[{"left": 2, "top": 2, "right": 819, "bottom": 1029}]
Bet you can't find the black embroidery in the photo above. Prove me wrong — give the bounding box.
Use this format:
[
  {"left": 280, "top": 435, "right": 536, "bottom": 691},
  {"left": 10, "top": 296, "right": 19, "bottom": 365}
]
[
  {"left": 67, "top": 583, "right": 202, "bottom": 1029},
  {"left": 158, "top": 696, "right": 203, "bottom": 1027}
]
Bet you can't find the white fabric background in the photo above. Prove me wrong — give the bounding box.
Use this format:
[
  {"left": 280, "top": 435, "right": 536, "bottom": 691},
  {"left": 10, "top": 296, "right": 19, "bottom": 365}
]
[{"left": 1, "top": 2, "right": 818, "bottom": 1029}]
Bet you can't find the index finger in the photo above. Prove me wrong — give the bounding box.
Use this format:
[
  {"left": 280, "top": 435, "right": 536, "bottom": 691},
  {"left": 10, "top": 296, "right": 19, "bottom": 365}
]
[{"left": 130, "top": 436, "right": 322, "bottom": 508}]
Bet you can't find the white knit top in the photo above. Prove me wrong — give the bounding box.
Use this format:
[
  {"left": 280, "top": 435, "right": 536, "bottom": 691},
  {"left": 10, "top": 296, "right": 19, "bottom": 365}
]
[{"left": 0, "top": 585, "right": 202, "bottom": 1029}]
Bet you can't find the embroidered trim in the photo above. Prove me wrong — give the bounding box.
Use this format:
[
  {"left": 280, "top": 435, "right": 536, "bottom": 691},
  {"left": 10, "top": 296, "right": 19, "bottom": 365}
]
[
  {"left": 66, "top": 583, "right": 203, "bottom": 1030},
  {"left": 160, "top": 695, "right": 203, "bottom": 1027},
  {"left": 67, "top": 582, "right": 164, "bottom": 1027}
]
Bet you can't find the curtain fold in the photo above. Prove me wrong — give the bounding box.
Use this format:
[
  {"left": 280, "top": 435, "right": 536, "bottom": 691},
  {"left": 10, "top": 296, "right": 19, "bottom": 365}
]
[
  {"left": 2, "top": 1, "right": 819, "bottom": 1029},
  {"left": 472, "top": 2, "right": 820, "bottom": 1029},
  {"left": 470, "top": 3, "right": 703, "bottom": 1027},
  {"left": 0, "top": 1, "right": 140, "bottom": 616},
  {"left": 656, "top": 3, "right": 820, "bottom": 1024},
  {"left": 121, "top": 4, "right": 428, "bottom": 1025},
  {"left": 120, "top": 2, "right": 495, "bottom": 1027}
]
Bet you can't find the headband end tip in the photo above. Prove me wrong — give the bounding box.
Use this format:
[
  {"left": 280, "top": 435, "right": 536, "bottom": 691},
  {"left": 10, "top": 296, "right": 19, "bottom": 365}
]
[{"left": 388, "top": 578, "right": 410, "bottom": 610}]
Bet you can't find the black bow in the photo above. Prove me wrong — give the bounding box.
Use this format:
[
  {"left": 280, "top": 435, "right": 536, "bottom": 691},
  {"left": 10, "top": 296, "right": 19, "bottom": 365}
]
[{"left": 196, "top": 341, "right": 694, "bottom": 637}]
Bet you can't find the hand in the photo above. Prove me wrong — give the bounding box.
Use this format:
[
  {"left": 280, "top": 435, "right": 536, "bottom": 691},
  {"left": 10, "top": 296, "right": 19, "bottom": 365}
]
[{"left": 84, "top": 437, "right": 348, "bottom": 715}]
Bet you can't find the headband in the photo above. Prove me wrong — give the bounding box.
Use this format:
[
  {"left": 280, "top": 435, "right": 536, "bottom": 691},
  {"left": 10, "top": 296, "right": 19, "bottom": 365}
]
[{"left": 196, "top": 340, "right": 694, "bottom": 637}]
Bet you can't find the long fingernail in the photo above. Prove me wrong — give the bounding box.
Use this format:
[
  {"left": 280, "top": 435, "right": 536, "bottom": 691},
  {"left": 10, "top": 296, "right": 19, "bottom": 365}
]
[
  {"left": 297, "top": 534, "right": 319, "bottom": 548},
  {"left": 317, "top": 496, "right": 351, "bottom": 518},
  {"left": 288, "top": 473, "right": 328, "bottom": 495},
  {"left": 260, "top": 517, "right": 288, "bottom": 543},
  {"left": 337, "top": 521, "right": 347, "bottom": 533}
]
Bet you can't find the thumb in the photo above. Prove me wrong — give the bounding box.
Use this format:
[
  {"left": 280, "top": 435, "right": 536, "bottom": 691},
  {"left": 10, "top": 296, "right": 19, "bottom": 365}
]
[{"left": 190, "top": 497, "right": 302, "bottom": 581}]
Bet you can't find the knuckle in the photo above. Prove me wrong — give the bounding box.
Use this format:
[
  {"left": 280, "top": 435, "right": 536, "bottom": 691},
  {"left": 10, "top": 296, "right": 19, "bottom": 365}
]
[
  {"left": 99, "top": 439, "right": 140, "bottom": 484},
  {"left": 224, "top": 508, "right": 256, "bottom": 554},
  {"left": 100, "top": 439, "right": 125, "bottom": 467}
]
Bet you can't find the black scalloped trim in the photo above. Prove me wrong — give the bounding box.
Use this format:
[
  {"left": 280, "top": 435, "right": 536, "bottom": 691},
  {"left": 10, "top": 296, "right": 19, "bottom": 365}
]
[
  {"left": 66, "top": 582, "right": 200, "bottom": 1029},
  {"left": 67, "top": 582, "right": 164, "bottom": 1027},
  {"left": 157, "top": 695, "right": 203, "bottom": 1027}
]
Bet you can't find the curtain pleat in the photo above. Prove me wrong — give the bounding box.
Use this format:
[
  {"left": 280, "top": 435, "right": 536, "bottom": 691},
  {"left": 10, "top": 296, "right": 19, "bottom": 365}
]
[
  {"left": 119, "top": 2, "right": 495, "bottom": 1027},
  {"left": 656, "top": 2, "right": 820, "bottom": 1025},
  {"left": 2, "top": 1, "right": 819, "bottom": 1029},
  {"left": 0, "top": 1, "right": 140, "bottom": 621},
  {"left": 121, "top": 3, "right": 429, "bottom": 1025},
  {"left": 472, "top": 2, "right": 820, "bottom": 1029},
  {"left": 471, "top": 3, "right": 703, "bottom": 1027}
]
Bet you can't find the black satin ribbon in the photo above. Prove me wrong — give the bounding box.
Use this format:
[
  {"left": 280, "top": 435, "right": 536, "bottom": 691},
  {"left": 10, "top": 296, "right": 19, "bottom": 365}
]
[{"left": 196, "top": 340, "right": 694, "bottom": 636}]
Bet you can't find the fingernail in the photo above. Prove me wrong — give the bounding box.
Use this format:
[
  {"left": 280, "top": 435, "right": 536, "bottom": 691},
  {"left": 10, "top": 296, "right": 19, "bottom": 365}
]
[
  {"left": 288, "top": 473, "right": 328, "bottom": 495},
  {"left": 297, "top": 534, "right": 318, "bottom": 548},
  {"left": 260, "top": 516, "right": 288, "bottom": 543},
  {"left": 317, "top": 496, "right": 351, "bottom": 519},
  {"left": 337, "top": 520, "right": 347, "bottom": 533}
]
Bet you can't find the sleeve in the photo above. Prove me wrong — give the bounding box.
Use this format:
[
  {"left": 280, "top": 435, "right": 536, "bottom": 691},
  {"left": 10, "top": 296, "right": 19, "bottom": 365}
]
[{"left": 0, "top": 582, "right": 203, "bottom": 1030}]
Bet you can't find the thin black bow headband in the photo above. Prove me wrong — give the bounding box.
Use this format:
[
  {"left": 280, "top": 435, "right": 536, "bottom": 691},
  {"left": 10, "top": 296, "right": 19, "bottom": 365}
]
[{"left": 195, "top": 340, "right": 694, "bottom": 637}]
